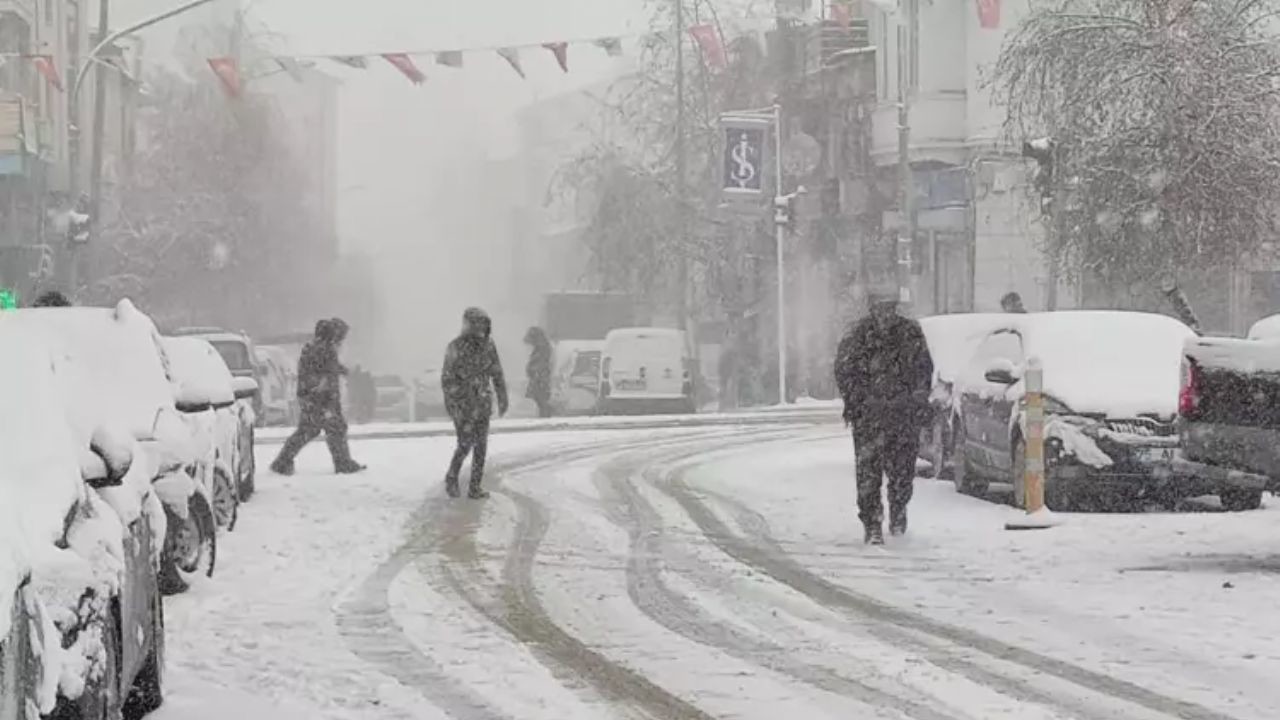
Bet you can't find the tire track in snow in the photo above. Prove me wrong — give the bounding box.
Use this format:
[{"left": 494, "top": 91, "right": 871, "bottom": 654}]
[
  {"left": 657, "top": 459, "right": 1246, "bottom": 720},
  {"left": 590, "top": 443, "right": 967, "bottom": 720}
]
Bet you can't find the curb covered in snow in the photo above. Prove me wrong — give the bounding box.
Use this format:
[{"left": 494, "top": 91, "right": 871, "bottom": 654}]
[{"left": 255, "top": 406, "right": 843, "bottom": 445}]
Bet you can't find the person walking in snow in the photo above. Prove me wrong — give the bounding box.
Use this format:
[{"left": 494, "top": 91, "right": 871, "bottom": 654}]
[
  {"left": 442, "top": 308, "right": 509, "bottom": 498},
  {"left": 524, "top": 326, "right": 554, "bottom": 418},
  {"left": 834, "top": 285, "right": 934, "bottom": 544},
  {"left": 1001, "top": 291, "right": 1027, "bottom": 314},
  {"left": 270, "top": 318, "right": 366, "bottom": 475}
]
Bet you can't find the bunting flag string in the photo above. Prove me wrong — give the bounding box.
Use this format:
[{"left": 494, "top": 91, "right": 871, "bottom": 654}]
[
  {"left": 202, "top": 14, "right": 787, "bottom": 90},
  {"left": 31, "top": 55, "right": 63, "bottom": 91}
]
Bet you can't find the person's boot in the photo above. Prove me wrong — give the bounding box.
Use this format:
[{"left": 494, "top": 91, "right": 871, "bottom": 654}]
[
  {"left": 889, "top": 506, "right": 908, "bottom": 537},
  {"left": 864, "top": 523, "right": 885, "bottom": 546},
  {"left": 445, "top": 476, "right": 461, "bottom": 498},
  {"left": 467, "top": 481, "right": 490, "bottom": 500},
  {"left": 336, "top": 461, "right": 366, "bottom": 474},
  {"left": 270, "top": 458, "right": 295, "bottom": 476}
]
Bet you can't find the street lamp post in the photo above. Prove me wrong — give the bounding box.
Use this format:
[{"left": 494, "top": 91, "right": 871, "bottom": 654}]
[{"left": 67, "top": 0, "right": 217, "bottom": 296}]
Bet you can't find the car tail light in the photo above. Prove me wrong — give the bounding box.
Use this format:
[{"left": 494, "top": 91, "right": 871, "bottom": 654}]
[{"left": 1178, "top": 359, "right": 1201, "bottom": 418}]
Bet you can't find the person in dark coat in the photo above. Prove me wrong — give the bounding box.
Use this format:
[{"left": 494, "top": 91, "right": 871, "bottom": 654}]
[
  {"left": 1001, "top": 291, "right": 1027, "bottom": 313},
  {"left": 524, "top": 326, "right": 553, "bottom": 419},
  {"left": 270, "top": 318, "right": 365, "bottom": 475},
  {"left": 32, "top": 290, "right": 71, "bottom": 307},
  {"left": 834, "top": 286, "right": 934, "bottom": 544},
  {"left": 442, "top": 308, "right": 509, "bottom": 498}
]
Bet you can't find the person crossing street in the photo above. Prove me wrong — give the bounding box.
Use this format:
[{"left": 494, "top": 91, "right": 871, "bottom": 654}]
[
  {"left": 442, "top": 307, "right": 509, "bottom": 499},
  {"left": 834, "top": 286, "right": 934, "bottom": 544},
  {"left": 270, "top": 318, "right": 366, "bottom": 475}
]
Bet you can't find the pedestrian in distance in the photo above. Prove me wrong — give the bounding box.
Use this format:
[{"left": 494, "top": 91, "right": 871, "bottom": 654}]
[
  {"left": 270, "top": 318, "right": 366, "bottom": 476},
  {"left": 443, "top": 308, "right": 509, "bottom": 499},
  {"left": 1001, "top": 291, "right": 1027, "bottom": 314},
  {"left": 834, "top": 285, "right": 934, "bottom": 545},
  {"left": 524, "top": 326, "right": 554, "bottom": 419}
]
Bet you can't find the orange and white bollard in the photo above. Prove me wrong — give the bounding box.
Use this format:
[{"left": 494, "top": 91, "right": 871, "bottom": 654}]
[{"left": 1006, "top": 357, "right": 1058, "bottom": 530}]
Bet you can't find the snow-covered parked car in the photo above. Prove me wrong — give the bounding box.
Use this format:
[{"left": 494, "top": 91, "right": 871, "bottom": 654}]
[
  {"left": 171, "top": 327, "right": 263, "bottom": 421},
  {"left": 0, "top": 317, "right": 166, "bottom": 718},
  {"left": 952, "top": 311, "right": 1206, "bottom": 511},
  {"left": 551, "top": 341, "right": 604, "bottom": 416},
  {"left": 918, "top": 313, "right": 1012, "bottom": 478},
  {"left": 253, "top": 345, "right": 298, "bottom": 427},
  {"left": 162, "top": 336, "right": 260, "bottom": 529},
  {"left": 10, "top": 301, "right": 216, "bottom": 595}
]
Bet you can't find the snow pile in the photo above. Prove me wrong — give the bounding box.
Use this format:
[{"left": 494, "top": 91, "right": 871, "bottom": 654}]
[
  {"left": 1043, "top": 416, "right": 1114, "bottom": 468},
  {"left": 1186, "top": 334, "right": 1280, "bottom": 375},
  {"left": 1018, "top": 311, "right": 1194, "bottom": 417},
  {"left": 920, "top": 313, "right": 1014, "bottom": 385},
  {"left": 161, "top": 336, "right": 236, "bottom": 408}
]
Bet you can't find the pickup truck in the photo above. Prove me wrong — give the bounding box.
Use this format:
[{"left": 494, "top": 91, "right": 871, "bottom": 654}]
[{"left": 1178, "top": 334, "right": 1278, "bottom": 510}]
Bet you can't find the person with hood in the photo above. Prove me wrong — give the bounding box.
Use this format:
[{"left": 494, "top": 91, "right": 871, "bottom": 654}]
[
  {"left": 270, "top": 317, "right": 366, "bottom": 475},
  {"left": 834, "top": 285, "right": 934, "bottom": 545},
  {"left": 524, "top": 326, "right": 554, "bottom": 418},
  {"left": 32, "top": 290, "right": 71, "bottom": 307},
  {"left": 1001, "top": 291, "right": 1027, "bottom": 314},
  {"left": 442, "top": 307, "right": 509, "bottom": 498}
]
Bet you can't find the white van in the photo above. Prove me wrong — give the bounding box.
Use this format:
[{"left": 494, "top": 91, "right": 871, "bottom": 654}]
[{"left": 599, "top": 328, "right": 695, "bottom": 415}]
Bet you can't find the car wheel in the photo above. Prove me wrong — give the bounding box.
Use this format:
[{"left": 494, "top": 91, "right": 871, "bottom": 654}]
[
  {"left": 952, "top": 421, "right": 988, "bottom": 496},
  {"left": 121, "top": 586, "right": 164, "bottom": 719},
  {"left": 49, "top": 602, "right": 121, "bottom": 720},
  {"left": 161, "top": 497, "right": 217, "bottom": 595},
  {"left": 211, "top": 467, "right": 238, "bottom": 532},
  {"left": 1221, "top": 488, "right": 1263, "bottom": 512}
]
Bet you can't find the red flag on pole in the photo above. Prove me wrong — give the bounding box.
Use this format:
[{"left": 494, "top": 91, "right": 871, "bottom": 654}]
[
  {"left": 382, "top": 54, "right": 425, "bottom": 84},
  {"left": 688, "top": 24, "right": 727, "bottom": 70},
  {"left": 31, "top": 55, "right": 63, "bottom": 91},
  {"left": 542, "top": 42, "right": 569, "bottom": 73},
  {"left": 977, "top": 0, "right": 1000, "bottom": 29},
  {"left": 207, "top": 57, "right": 241, "bottom": 97}
]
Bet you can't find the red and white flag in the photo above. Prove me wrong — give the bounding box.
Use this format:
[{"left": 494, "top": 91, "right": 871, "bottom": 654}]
[
  {"left": 543, "top": 42, "right": 569, "bottom": 73},
  {"left": 207, "top": 57, "right": 241, "bottom": 97},
  {"left": 688, "top": 24, "right": 727, "bottom": 70},
  {"left": 383, "top": 54, "right": 425, "bottom": 84},
  {"left": 31, "top": 55, "right": 63, "bottom": 91},
  {"left": 977, "top": 0, "right": 1000, "bottom": 29}
]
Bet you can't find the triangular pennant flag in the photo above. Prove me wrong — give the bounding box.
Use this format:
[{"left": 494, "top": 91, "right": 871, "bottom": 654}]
[
  {"left": 542, "top": 42, "right": 569, "bottom": 73},
  {"left": 436, "top": 51, "right": 463, "bottom": 68},
  {"left": 330, "top": 55, "right": 368, "bottom": 69},
  {"left": 976, "top": 0, "right": 1000, "bottom": 29},
  {"left": 382, "top": 53, "right": 425, "bottom": 84},
  {"left": 688, "top": 25, "right": 727, "bottom": 70},
  {"left": 497, "top": 47, "right": 525, "bottom": 79},
  {"left": 207, "top": 57, "right": 241, "bottom": 97},
  {"left": 31, "top": 55, "right": 63, "bottom": 91},
  {"left": 275, "top": 56, "right": 305, "bottom": 82},
  {"left": 594, "top": 37, "right": 623, "bottom": 57}
]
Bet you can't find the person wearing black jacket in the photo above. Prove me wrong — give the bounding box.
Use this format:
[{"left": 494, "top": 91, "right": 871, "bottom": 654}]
[
  {"left": 834, "top": 288, "right": 934, "bottom": 544},
  {"left": 524, "top": 326, "right": 554, "bottom": 418},
  {"left": 270, "top": 318, "right": 365, "bottom": 475},
  {"left": 442, "top": 308, "right": 509, "bottom": 498}
]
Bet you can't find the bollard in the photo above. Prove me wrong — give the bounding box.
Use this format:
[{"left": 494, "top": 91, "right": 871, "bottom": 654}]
[{"left": 1006, "top": 356, "right": 1057, "bottom": 531}]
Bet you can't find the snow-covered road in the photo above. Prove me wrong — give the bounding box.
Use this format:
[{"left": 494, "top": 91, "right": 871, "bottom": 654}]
[{"left": 153, "top": 423, "right": 1280, "bottom": 719}]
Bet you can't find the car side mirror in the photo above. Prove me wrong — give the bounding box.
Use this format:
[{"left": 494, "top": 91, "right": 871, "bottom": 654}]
[
  {"left": 82, "top": 427, "right": 134, "bottom": 488},
  {"left": 983, "top": 359, "right": 1021, "bottom": 386},
  {"left": 232, "top": 376, "right": 259, "bottom": 401}
]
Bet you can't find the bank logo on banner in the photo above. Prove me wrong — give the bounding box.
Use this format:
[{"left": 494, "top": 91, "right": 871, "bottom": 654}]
[{"left": 721, "top": 119, "right": 768, "bottom": 198}]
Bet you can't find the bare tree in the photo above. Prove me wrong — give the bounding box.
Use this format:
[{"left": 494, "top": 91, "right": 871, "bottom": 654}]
[{"left": 990, "top": 0, "right": 1280, "bottom": 288}]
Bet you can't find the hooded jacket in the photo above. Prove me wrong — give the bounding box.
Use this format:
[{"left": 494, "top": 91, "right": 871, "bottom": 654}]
[
  {"left": 834, "top": 312, "right": 934, "bottom": 430},
  {"left": 442, "top": 308, "right": 509, "bottom": 420},
  {"left": 297, "top": 319, "right": 348, "bottom": 404}
]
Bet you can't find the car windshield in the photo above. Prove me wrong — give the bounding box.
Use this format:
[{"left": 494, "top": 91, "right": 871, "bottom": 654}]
[
  {"left": 210, "top": 340, "right": 253, "bottom": 372},
  {"left": 572, "top": 351, "right": 601, "bottom": 377}
]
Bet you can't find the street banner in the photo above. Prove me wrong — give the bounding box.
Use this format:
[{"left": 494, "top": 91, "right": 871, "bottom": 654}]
[{"left": 720, "top": 115, "right": 771, "bottom": 199}]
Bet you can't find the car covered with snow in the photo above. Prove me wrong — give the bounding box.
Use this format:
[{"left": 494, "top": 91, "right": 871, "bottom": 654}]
[
  {"left": 952, "top": 311, "right": 1213, "bottom": 510},
  {"left": 162, "top": 336, "right": 261, "bottom": 529},
  {"left": 0, "top": 315, "right": 166, "bottom": 718},
  {"left": 171, "top": 327, "right": 263, "bottom": 418},
  {"left": 253, "top": 344, "right": 298, "bottom": 427},
  {"left": 917, "top": 313, "right": 1012, "bottom": 478},
  {"left": 551, "top": 341, "right": 604, "bottom": 416},
  {"left": 598, "top": 328, "right": 696, "bottom": 415},
  {"left": 8, "top": 301, "right": 215, "bottom": 595}
]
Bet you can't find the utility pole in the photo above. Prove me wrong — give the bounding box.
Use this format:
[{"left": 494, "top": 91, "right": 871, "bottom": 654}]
[
  {"left": 674, "top": 0, "right": 688, "bottom": 331},
  {"left": 773, "top": 104, "right": 788, "bottom": 406},
  {"left": 895, "top": 3, "right": 916, "bottom": 312},
  {"left": 85, "top": 0, "right": 110, "bottom": 258}
]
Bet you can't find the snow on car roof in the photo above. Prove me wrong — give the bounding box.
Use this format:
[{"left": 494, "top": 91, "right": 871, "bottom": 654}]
[
  {"left": 919, "top": 313, "right": 1012, "bottom": 384},
  {"left": 1007, "top": 311, "right": 1194, "bottom": 417},
  {"left": 4, "top": 300, "right": 177, "bottom": 440},
  {"left": 162, "top": 336, "right": 236, "bottom": 406},
  {"left": 0, "top": 320, "right": 86, "bottom": 637},
  {"left": 1247, "top": 313, "right": 1280, "bottom": 340}
]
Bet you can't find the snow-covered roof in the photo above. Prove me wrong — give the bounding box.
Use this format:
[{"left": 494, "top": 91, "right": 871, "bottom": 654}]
[
  {"left": 1003, "top": 311, "right": 1195, "bottom": 417},
  {"left": 1247, "top": 313, "right": 1280, "bottom": 340},
  {"left": 162, "top": 336, "right": 236, "bottom": 407}
]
